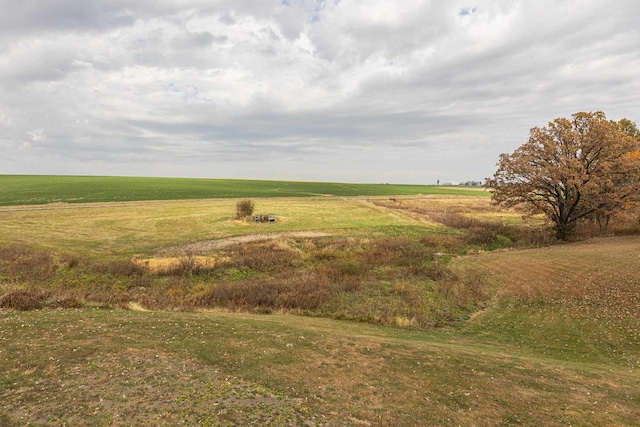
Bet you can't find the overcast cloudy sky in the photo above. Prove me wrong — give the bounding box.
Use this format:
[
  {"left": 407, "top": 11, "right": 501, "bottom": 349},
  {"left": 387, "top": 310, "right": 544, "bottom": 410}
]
[{"left": 0, "top": 0, "right": 638, "bottom": 184}]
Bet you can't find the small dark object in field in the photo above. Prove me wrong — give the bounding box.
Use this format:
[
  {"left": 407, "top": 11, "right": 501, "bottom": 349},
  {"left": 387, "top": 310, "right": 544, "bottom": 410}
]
[
  {"left": 50, "top": 297, "right": 83, "bottom": 309},
  {"left": 0, "top": 290, "right": 45, "bottom": 311},
  {"left": 253, "top": 214, "right": 276, "bottom": 223}
]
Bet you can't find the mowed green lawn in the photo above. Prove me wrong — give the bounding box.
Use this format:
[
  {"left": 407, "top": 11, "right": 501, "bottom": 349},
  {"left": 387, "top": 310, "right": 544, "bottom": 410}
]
[
  {"left": 0, "top": 197, "right": 437, "bottom": 255},
  {"left": 0, "top": 175, "right": 487, "bottom": 206}
]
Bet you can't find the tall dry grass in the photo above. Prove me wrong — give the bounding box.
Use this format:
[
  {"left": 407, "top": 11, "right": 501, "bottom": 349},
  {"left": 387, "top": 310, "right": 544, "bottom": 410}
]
[{"left": 0, "top": 234, "right": 489, "bottom": 327}]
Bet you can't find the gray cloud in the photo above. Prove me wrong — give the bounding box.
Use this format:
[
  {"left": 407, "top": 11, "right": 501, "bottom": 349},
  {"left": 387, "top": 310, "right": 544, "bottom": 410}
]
[
  {"left": 0, "top": 0, "right": 134, "bottom": 37},
  {"left": 1, "top": 0, "right": 639, "bottom": 183}
]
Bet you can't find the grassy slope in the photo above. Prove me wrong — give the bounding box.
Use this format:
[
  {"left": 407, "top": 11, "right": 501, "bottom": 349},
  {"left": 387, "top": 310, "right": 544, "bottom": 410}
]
[
  {"left": 1, "top": 240, "right": 639, "bottom": 425},
  {"left": 1, "top": 283, "right": 638, "bottom": 426},
  {"left": 455, "top": 236, "right": 640, "bottom": 367},
  {"left": 1, "top": 196, "right": 639, "bottom": 425},
  {"left": 0, "top": 175, "right": 487, "bottom": 206}
]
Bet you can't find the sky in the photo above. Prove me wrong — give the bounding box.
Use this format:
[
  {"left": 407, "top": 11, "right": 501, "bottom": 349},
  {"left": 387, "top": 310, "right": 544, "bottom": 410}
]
[{"left": 1, "top": 0, "right": 639, "bottom": 184}]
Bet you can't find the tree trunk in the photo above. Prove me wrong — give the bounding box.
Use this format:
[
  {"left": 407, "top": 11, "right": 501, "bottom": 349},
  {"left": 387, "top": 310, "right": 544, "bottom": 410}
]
[{"left": 554, "top": 218, "right": 576, "bottom": 240}]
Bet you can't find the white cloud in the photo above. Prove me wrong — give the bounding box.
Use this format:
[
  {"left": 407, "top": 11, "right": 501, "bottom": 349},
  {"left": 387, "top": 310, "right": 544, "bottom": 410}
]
[
  {"left": 27, "top": 129, "right": 47, "bottom": 142},
  {"left": 0, "top": 0, "right": 639, "bottom": 183},
  {"left": 0, "top": 109, "right": 11, "bottom": 126}
]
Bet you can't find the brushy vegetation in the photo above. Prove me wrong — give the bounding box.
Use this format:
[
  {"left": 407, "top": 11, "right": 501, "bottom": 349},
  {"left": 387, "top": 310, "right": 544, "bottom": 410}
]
[
  {"left": 235, "top": 199, "right": 256, "bottom": 219},
  {"left": 374, "top": 197, "right": 640, "bottom": 246},
  {"left": 0, "top": 235, "right": 488, "bottom": 328}
]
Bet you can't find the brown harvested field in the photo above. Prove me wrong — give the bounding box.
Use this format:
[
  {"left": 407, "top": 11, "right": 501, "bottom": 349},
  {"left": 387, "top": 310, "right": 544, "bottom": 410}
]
[{"left": 459, "top": 235, "right": 640, "bottom": 299}]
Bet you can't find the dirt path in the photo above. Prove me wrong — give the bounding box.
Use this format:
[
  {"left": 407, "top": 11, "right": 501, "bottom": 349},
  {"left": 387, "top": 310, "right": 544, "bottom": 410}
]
[{"left": 177, "top": 231, "right": 330, "bottom": 253}]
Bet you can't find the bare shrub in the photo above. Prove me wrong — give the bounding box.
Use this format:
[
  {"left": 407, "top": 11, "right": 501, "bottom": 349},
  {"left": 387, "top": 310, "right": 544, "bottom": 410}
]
[
  {"left": 313, "top": 263, "right": 360, "bottom": 288},
  {"left": 431, "top": 212, "right": 553, "bottom": 248},
  {"left": 277, "top": 273, "right": 334, "bottom": 310},
  {"left": 0, "top": 290, "right": 46, "bottom": 311},
  {"left": 432, "top": 269, "right": 488, "bottom": 313},
  {"left": 419, "top": 234, "right": 465, "bottom": 253},
  {"left": 197, "top": 279, "right": 279, "bottom": 309},
  {"left": 467, "top": 226, "right": 497, "bottom": 246},
  {"left": 572, "top": 212, "right": 640, "bottom": 239},
  {"left": 0, "top": 244, "right": 30, "bottom": 262},
  {"left": 62, "top": 254, "right": 82, "bottom": 269},
  {"left": 2, "top": 249, "right": 59, "bottom": 283},
  {"left": 366, "top": 237, "right": 434, "bottom": 267},
  {"left": 82, "top": 289, "right": 130, "bottom": 308},
  {"left": 194, "top": 264, "right": 362, "bottom": 312},
  {"left": 94, "top": 259, "right": 145, "bottom": 277},
  {"left": 235, "top": 199, "right": 255, "bottom": 219},
  {"left": 221, "top": 242, "right": 299, "bottom": 272},
  {"left": 126, "top": 276, "right": 190, "bottom": 309},
  {"left": 461, "top": 270, "right": 488, "bottom": 302}
]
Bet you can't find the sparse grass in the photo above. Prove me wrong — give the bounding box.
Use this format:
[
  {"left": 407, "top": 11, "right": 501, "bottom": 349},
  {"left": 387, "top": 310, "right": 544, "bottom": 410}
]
[
  {"left": 0, "top": 306, "right": 638, "bottom": 426},
  {"left": 455, "top": 235, "right": 640, "bottom": 368}
]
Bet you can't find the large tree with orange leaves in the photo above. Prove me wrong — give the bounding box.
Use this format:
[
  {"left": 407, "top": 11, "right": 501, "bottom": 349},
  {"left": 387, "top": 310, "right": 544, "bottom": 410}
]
[{"left": 486, "top": 111, "right": 640, "bottom": 240}]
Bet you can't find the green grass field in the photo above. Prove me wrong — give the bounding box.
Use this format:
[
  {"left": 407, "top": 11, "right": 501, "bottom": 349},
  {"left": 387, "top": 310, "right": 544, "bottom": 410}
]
[
  {"left": 1, "top": 185, "right": 639, "bottom": 426},
  {"left": 0, "top": 198, "right": 435, "bottom": 255},
  {"left": 0, "top": 175, "right": 487, "bottom": 206}
]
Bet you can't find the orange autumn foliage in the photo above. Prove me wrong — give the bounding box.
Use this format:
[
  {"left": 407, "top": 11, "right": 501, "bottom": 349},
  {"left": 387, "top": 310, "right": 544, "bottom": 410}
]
[{"left": 486, "top": 111, "right": 640, "bottom": 240}]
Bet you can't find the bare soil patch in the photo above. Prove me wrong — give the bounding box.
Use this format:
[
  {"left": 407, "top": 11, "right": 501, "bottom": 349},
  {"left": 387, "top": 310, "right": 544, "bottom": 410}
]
[{"left": 177, "top": 231, "right": 330, "bottom": 254}]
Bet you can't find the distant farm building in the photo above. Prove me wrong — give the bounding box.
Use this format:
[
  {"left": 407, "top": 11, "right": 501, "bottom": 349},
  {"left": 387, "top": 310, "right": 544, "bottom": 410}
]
[
  {"left": 254, "top": 214, "right": 277, "bottom": 223},
  {"left": 441, "top": 180, "right": 483, "bottom": 186}
]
